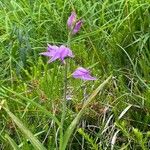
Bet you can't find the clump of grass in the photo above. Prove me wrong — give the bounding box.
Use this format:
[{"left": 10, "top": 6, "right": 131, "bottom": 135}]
[{"left": 0, "top": 0, "right": 150, "bottom": 149}]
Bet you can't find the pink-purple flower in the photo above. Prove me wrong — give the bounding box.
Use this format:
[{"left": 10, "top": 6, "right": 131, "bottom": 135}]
[
  {"left": 72, "top": 67, "right": 97, "bottom": 81},
  {"left": 67, "top": 11, "right": 76, "bottom": 28},
  {"left": 40, "top": 44, "right": 74, "bottom": 63},
  {"left": 73, "top": 20, "right": 83, "bottom": 34},
  {"left": 67, "top": 11, "right": 83, "bottom": 34}
]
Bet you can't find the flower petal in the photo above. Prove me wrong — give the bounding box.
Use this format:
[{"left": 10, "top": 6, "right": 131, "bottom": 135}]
[
  {"left": 81, "top": 75, "right": 97, "bottom": 80},
  {"left": 67, "top": 11, "right": 76, "bottom": 28},
  {"left": 73, "top": 20, "right": 83, "bottom": 34},
  {"left": 47, "top": 44, "right": 59, "bottom": 52},
  {"left": 59, "top": 45, "right": 74, "bottom": 61},
  {"left": 39, "top": 52, "right": 53, "bottom": 57},
  {"left": 59, "top": 46, "right": 68, "bottom": 61},
  {"left": 67, "top": 48, "right": 74, "bottom": 57},
  {"left": 76, "top": 67, "right": 89, "bottom": 74},
  {"left": 48, "top": 52, "right": 60, "bottom": 63}
]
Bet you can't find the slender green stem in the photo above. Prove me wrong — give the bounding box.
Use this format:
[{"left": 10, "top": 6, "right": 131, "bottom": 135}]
[
  {"left": 59, "top": 61, "right": 68, "bottom": 149},
  {"left": 59, "top": 31, "right": 72, "bottom": 150},
  {"left": 81, "top": 83, "right": 87, "bottom": 149}
]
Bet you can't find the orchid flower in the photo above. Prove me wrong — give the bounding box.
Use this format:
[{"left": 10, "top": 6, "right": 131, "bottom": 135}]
[
  {"left": 40, "top": 44, "right": 74, "bottom": 63},
  {"left": 72, "top": 67, "right": 97, "bottom": 80}
]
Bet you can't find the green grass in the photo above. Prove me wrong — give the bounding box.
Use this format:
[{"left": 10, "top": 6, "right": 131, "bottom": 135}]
[{"left": 0, "top": 0, "right": 150, "bottom": 149}]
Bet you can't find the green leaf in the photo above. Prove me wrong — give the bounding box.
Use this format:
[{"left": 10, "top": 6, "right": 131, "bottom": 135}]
[
  {"left": 78, "top": 128, "right": 98, "bottom": 150},
  {"left": 4, "top": 107, "right": 47, "bottom": 150},
  {"left": 5, "top": 134, "right": 20, "bottom": 150},
  {"left": 118, "top": 105, "right": 132, "bottom": 120},
  {"left": 2, "top": 86, "right": 60, "bottom": 126}
]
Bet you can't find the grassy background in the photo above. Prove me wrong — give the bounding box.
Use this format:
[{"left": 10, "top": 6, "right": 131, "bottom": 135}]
[{"left": 0, "top": 0, "right": 150, "bottom": 149}]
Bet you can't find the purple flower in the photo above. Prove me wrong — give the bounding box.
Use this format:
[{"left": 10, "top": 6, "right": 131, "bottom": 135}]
[
  {"left": 40, "top": 44, "right": 74, "bottom": 63},
  {"left": 72, "top": 67, "right": 97, "bottom": 81},
  {"left": 67, "top": 11, "right": 76, "bottom": 28},
  {"left": 73, "top": 20, "right": 83, "bottom": 34},
  {"left": 67, "top": 11, "right": 83, "bottom": 34}
]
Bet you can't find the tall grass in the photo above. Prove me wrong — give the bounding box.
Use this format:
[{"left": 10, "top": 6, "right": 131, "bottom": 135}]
[{"left": 0, "top": 0, "right": 150, "bottom": 149}]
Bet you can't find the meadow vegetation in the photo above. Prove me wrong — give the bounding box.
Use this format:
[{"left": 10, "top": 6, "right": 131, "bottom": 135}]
[{"left": 0, "top": 0, "right": 150, "bottom": 149}]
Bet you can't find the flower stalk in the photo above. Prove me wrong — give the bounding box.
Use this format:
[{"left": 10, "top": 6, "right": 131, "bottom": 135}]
[{"left": 59, "top": 31, "right": 72, "bottom": 149}]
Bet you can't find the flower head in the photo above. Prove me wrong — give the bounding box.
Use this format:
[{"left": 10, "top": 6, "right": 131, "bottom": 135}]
[
  {"left": 72, "top": 67, "right": 97, "bottom": 81},
  {"left": 40, "top": 44, "right": 74, "bottom": 63},
  {"left": 67, "top": 11, "right": 76, "bottom": 28},
  {"left": 73, "top": 20, "right": 83, "bottom": 34}
]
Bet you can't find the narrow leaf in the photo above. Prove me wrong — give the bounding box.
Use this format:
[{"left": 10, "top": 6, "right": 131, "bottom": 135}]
[
  {"left": 2, "top": 86, "right": 60, "bottom": 126},
  {"left": 118, "top": 105, "right": 132, "bottom": 120},
  {"left": 5, "top": 134, "right": 20, "bottom": 150},
  {"left": 4, "top": 107, "right": 47, "bottom": 150}
]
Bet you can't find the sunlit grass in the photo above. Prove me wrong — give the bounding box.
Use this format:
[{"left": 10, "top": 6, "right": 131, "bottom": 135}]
[{"left": 0, "top": 0, "right": 150, "bottom": 149}]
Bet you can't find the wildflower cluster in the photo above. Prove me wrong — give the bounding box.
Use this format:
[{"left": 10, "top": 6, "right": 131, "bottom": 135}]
[{"left": 40, "top": 11, "right": 96, "bottom": 81}]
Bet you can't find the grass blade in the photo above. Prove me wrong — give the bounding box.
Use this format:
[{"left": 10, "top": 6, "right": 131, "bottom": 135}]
[
  {"left": 5, "top": 134, "right": 20, "bottom": 150},
  {"left": 118, "top": 105, "right": 132, "bottom": 120},
  {"left": 4, "top": 107, "right": 47, "bottom": 150},
  {"left": 2, "top": 86, "right": 60, "bottom": 126}
]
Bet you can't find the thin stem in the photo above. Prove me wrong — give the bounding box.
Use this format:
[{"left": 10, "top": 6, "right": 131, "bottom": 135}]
[
  {"left": 62, "top": 61, "right": 68, "bottom": 123},
  {"left": 81, "top": 83, "right": 87, "bottom": 149},
  {"left": 59, "top": 31, "right": 72, "bottom": 150},
  {"left": 59, "top": 60, "right": 68, "bottom": 150}
]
